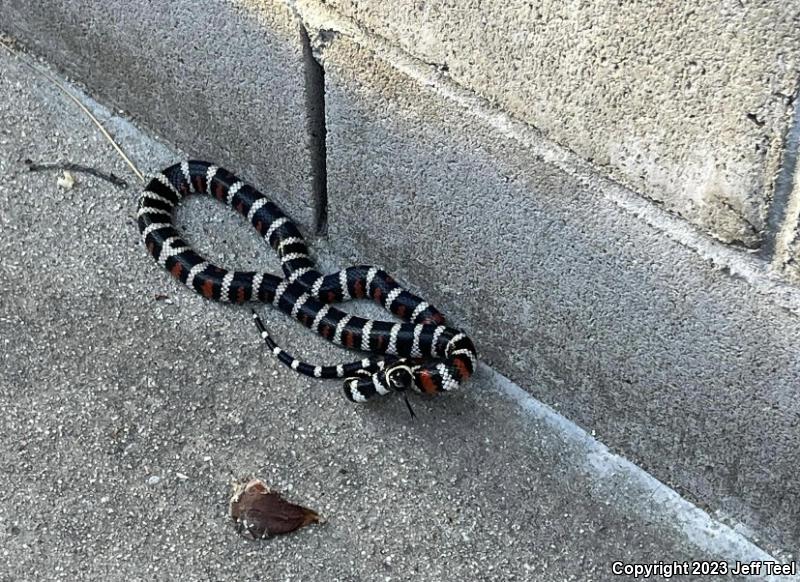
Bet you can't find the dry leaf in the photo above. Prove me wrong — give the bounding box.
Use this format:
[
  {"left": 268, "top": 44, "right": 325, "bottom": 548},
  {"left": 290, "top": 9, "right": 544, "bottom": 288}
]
[
  {"left": 229, "top": 478, "right": 322, "bottom": 540},
  {"left": 57, "top": 171, "right": 75, "bottom": 190}
]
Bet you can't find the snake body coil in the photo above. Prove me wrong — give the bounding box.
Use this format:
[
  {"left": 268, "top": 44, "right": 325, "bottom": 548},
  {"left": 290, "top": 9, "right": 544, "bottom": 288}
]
[{"left": 138, "top": 161, "right": 476, "bottom": 403}]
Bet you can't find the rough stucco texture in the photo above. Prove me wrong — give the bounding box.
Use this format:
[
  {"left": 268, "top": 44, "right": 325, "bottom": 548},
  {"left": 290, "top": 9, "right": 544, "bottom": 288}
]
[
  {"left": 321, "top": 35, "right": 800, "bottom": 553},
  {"left": 0, "top": 0, "right": 318, "bottom": 228},
  {"left": 318, "top": 0, "right": 800, "bottom": 248}
]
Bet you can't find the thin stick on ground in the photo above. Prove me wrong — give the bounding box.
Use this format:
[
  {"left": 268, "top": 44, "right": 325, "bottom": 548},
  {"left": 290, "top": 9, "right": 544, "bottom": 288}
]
[{"left": 24, "top": 159, "right": 129, "bottom": 188}]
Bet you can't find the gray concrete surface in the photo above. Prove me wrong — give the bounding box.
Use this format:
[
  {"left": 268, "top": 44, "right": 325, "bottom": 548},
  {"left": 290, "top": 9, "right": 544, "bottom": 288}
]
[
  {"left": 318, "top": 35, "right": 800, "bottom": 554},
  {"left": 1, "top": 44, "right": 797, "bottom": 582},
  {"left": 1, "top": 0, "right": 321, "bottom": 229},
  {"left": 298, "top": 0, "right": 800, "bottom": 248}
]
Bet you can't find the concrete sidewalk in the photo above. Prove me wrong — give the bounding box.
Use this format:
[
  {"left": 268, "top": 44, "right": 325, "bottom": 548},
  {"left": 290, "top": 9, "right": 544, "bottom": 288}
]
[{"left": 0, "top": 44, "right": 794, "bottom": 581}]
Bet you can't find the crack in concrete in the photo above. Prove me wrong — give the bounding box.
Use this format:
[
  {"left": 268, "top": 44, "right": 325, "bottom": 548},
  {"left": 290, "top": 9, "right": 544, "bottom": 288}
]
[{"left": 299, "top": 20, "right": 328, "bottom": 236}]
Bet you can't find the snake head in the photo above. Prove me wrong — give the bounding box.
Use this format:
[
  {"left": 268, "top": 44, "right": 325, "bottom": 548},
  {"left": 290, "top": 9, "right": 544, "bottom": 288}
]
[{"left": 385, "top": 361, "right": 414, "bottom": 392}]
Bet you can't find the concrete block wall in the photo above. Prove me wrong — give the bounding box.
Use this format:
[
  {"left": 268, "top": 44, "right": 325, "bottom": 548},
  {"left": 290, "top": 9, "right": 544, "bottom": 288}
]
[
  {"left": 4, "top": 0, "right": 800, "bottom": 555},
  {"left": 316, "top": 0, "right": 800, "bottom": 252}
]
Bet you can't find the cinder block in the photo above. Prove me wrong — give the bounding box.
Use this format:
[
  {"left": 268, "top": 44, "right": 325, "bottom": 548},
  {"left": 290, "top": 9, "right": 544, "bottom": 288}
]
[
  {"left": 317, "top": 0, "right": 800, "bottom": 248},
  {"left": 1, "top": 0, "right": 319, "bottom": 228},
  {"left": 320, "top": 35, "right": 800, "bottom": 552}
]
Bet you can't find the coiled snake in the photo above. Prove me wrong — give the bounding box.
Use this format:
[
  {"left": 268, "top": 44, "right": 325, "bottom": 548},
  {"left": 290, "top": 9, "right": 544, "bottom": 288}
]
[{"left": 137, "top": 161, "right": 476, "bottom": 405}]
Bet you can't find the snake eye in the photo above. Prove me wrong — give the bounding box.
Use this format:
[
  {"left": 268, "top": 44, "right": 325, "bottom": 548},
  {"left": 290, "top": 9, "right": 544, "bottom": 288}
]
[{"left": 386, "top": 365, "right": 413, "bottom": 392}]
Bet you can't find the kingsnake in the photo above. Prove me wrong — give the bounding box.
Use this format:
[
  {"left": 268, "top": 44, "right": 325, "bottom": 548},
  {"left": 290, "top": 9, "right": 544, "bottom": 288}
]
[{"left": 137, "top": 161, "right": 477, "bottom": 404}]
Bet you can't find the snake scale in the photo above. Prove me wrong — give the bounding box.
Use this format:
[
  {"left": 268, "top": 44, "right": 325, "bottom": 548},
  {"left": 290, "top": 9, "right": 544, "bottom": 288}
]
[{"left": 137, "top": 161, "right": 477, "bottom": 405}]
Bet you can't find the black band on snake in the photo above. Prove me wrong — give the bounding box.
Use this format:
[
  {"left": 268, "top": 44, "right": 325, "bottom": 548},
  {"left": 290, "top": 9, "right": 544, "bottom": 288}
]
[{"left": 137, "top": 161, "right": 477, "bottom": 404}]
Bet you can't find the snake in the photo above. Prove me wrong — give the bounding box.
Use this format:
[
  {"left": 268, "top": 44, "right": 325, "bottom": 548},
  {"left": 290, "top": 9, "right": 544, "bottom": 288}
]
[{"left": 137, "top": 160, "right": 477, "bottom": 404}]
